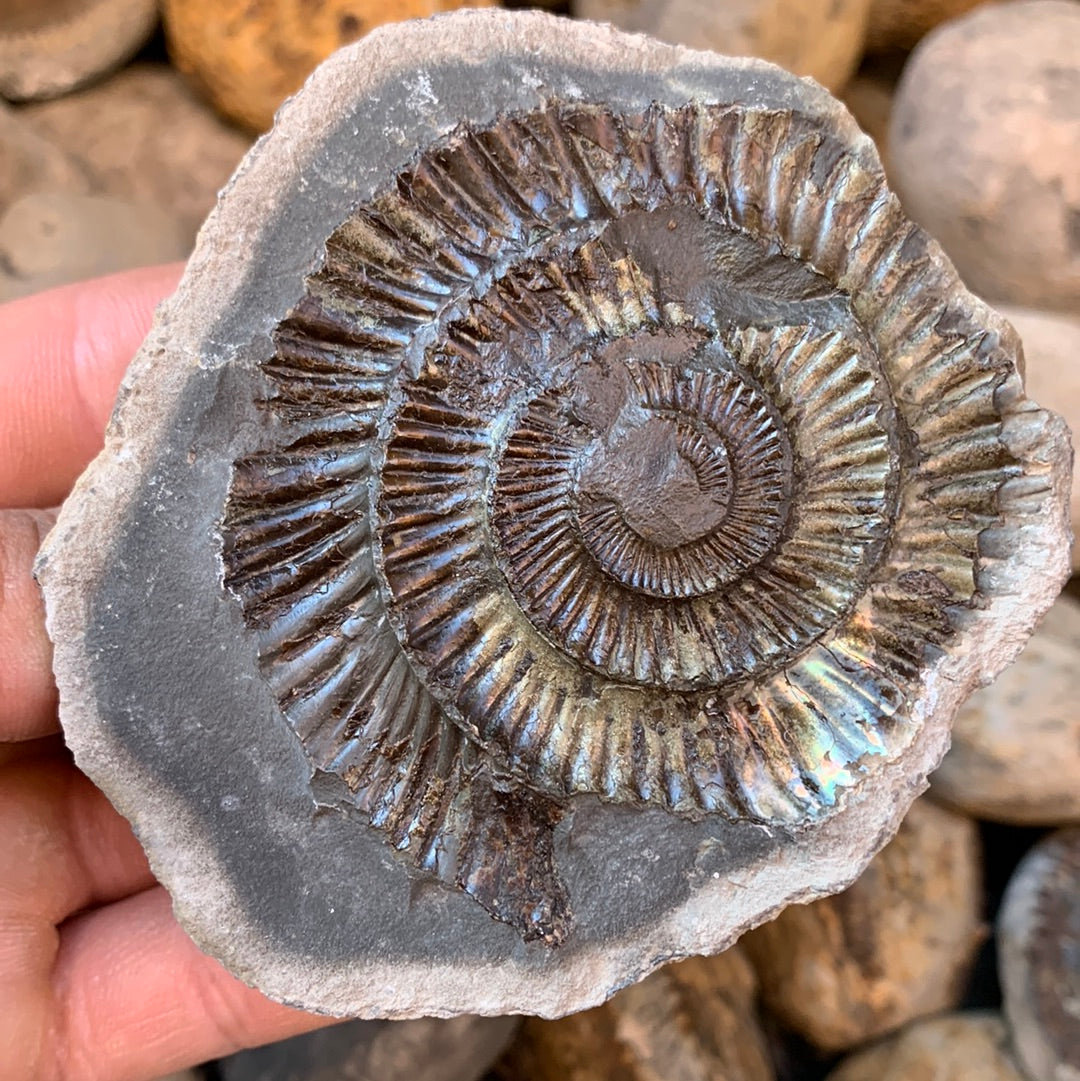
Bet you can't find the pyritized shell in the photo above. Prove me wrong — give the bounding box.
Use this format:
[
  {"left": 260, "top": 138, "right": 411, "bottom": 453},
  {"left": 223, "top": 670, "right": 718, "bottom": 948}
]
[{"left": 219, "top": 96, "right": 1042, "bottom": 945}]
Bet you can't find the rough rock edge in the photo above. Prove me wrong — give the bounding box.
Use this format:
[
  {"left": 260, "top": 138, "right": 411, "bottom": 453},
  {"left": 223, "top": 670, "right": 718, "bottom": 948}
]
[{"left": 36, "top": 10, "right": 1071, "bottom": 1018}]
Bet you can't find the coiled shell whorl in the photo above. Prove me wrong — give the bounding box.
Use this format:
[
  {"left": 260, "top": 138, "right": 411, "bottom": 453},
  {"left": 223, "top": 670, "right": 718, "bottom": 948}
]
[{"left": 221, "top": 96, "right": 1052, "bottom": 942}]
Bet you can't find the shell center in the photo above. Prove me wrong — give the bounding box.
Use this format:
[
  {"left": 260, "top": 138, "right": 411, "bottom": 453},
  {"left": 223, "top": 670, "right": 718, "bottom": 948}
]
[{"left": 575, "top": 409, "right": 734, "bottom": 549}]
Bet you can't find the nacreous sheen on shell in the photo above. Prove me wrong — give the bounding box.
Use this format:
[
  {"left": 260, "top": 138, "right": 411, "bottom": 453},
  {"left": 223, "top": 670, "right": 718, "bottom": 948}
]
[{"left": 37, "top": 11, "right": 1071, "bottom": 1018}]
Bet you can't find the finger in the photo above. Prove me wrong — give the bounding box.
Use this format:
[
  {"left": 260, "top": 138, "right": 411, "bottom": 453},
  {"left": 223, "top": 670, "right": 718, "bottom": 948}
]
[
  {"left": 0, "top": 734, "right": 65, "bottom": 769},
  {"left": 49, "top": 887, "right": 331, "bottom": 1081},
  {"left": 0, "top": 757, "right": 153, "bottom": 929},
  {"left": 0, "top": 757, "right": 156, "bottom": 1077},
  {"left": 0, "top": 263, "right": 184, "bottom": 508},
  {"left": 0, "top": 508, "right": 59, "bottom": 742}
]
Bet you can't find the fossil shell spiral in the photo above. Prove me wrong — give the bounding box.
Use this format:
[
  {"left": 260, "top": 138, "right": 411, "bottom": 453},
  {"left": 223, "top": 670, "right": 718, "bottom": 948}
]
[
  {"left": 37, "top": 11, "right": 1071, "bottom": 1017},
  {"left": 218, "top": 94, "right": 1039, "bottom": 943}
]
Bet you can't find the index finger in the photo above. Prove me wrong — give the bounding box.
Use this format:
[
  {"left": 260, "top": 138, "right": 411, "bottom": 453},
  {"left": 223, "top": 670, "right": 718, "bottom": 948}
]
[{"left": 0, "top": 264, "right": 184, "bottom": 508}]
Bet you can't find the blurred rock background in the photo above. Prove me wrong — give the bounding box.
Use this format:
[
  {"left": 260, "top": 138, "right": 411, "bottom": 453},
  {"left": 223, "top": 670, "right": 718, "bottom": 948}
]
[{"left": 2, "top": 0, "right": 1077, "bottom": 1078}]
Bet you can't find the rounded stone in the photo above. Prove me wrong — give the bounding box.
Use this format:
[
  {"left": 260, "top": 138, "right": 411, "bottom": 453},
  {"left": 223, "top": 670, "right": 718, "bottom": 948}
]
[
  {"left": 742, "top": 798, "right": 983, "bottom": 1053},
  {"left": 163, "top": 0, "right": 498, "bottom": 132},
  {"left": 493, "top": 947, "right": 773, "bottom": 1081},
  {"left": 0, "top": 0, "right": 158, "bottom": 101},
  {"left": 998, "top": 828, "right": 1080, "bottom": 1081},
  {"left": 570, "top": 0, "right": 873, "bottom": 91},
  {"left": 0, "top": 192, "right": 190, "bottom": 302},
  {"left": 825, "top": 1013, "right": 1027, "bottom": 1081},
  {"left": 36, "top": 10, "right": 1071, "bottom": 1018},
  {"left": 21, "top": 64, "right": 253, "bottom": 245},
  {"left": 888, "top": 0, "right": 1080, "bottom": 313},
  {"left": 865, "top": 0, "right": 995, "bottom": 53},
  {"left": 839, "top": 70, "right": 894, "bottom": 173},
  {"left": 0, "top": 99, "right": 91, "bottom": 214},
  {"left": 932, "top": 592, "right": 1080, "bottom": 825},
  {"left": 218, "top": 1015, "right": 519, "bottom": 1081}
]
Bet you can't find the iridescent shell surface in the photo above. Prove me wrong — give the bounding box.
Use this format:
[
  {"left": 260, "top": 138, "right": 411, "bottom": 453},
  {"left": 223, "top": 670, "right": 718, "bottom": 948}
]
[{"left": 220, "top": 99, "right": 1031, "bottom": 943}]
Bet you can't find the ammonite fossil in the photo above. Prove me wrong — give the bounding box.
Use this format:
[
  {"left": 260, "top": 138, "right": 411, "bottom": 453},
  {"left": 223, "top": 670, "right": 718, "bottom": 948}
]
[{"left": 38, "top": 11, "right": 1070, "bottom": 1017}]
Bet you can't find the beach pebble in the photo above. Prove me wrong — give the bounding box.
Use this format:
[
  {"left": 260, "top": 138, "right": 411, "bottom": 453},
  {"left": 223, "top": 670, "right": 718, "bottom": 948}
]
[
  {"left": 0, "top": 0, "right": 157, "bottom": 101},
  {"left": 840, "top": 68, "right": 896, "bottom": 171},
  {"left": 933, "top": 591, "right": 1080, "bottom": 826},
  {"left": 492, "top": 947, "right": 774, "bottom": 1081},
  {"left": 219, "top": 1015, "right": 519, "bottom": 1081},
  {"left": 22, "top": 64, "right": 252, "bottom": 245},
  {"left": 889, "top": 1, "right": 1080, "bottom": 312},
  {"left": 742, "top": 799, "right": 984, "bottom": 1053},
  {"left": 0, "top": 100, "right": 91, "bottom": 212},
  {"left": 998, "top": 828, "right": 1080, "bottom": 1081},
  {"left": 0, "top": 192, "right": 189, "bottom": 302},
  {"left": 163, "top": 0, "right": 499, "bottom": 132},
  {"left": 825, "top": 1013, "right": 1027, "bottom": 1081},
  {"left": 866, "top": 0, "right": 995, "bottom": 53},
  {"left": 571, "top": 0, "right": 873, "bottom": 91}
]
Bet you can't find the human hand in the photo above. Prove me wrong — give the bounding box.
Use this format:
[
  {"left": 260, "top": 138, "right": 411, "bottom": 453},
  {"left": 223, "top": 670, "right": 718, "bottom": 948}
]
[{"left": 0, "top": 266, "right": 334, "bottom": 1081}]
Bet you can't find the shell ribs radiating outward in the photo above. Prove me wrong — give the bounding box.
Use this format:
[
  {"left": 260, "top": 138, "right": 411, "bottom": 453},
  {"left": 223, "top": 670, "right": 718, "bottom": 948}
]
[{"left": 220, "top": 100, "right": 1047, "bottom": 944}]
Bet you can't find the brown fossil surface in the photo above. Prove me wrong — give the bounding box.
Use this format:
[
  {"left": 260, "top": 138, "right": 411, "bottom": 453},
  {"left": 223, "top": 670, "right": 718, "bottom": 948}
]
[
  {"left": 742, "top": 798, "right": 983, "bottom": 1053},
  {"left": 36, "top": 11, "right": 1071, "bottom": 1017},
  {"left": 0, "top": 0, "right": 158, "bottom": 101},
  {"left": 825, "top": 1013, "right": 1028, "bottom": 1081},
  {"left": 998, "top": 828, "right": 1080, "bottom": 1081},
  {"left": 493, "top": 947, "right": 774, "bottom": 1081}
]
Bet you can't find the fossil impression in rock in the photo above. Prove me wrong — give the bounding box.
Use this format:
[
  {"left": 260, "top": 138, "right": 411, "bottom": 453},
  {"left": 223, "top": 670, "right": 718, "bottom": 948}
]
[{"left": 37, "top": 11, "right": 1071, "bottom": 1017}]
